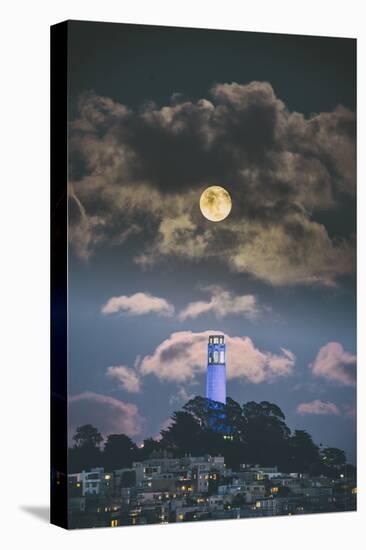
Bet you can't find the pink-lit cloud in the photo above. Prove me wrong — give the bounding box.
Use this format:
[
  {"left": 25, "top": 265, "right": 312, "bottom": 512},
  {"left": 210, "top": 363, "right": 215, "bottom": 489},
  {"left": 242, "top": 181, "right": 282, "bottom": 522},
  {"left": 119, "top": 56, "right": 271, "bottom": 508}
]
[
  {"left": 106, "top": 365, "right": 141, "bottom": 393},
  {"left": 69, "top": 391, "right": 144, "bottom": 439},
  {"left": 309, "top": 342, "right": 356, "bottom": 386},
  {"left": 178, "top": 286, "right": 259, "bottom": 321},
  {"left": 138, "top": 330, "right": 295, "bottom": 384},
  {"left": 297, "top": 399, "right": 340, "bottom": 416},
  {"left": 101, "top": 292, "right": 174, "bottom": 317}
]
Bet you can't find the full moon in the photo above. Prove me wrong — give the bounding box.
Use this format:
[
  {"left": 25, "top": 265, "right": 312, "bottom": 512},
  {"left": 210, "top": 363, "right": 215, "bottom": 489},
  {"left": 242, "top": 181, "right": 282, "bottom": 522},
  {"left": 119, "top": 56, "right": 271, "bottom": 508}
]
[{"left": 199, "top": 185, "right": 232, "bottom": 222}]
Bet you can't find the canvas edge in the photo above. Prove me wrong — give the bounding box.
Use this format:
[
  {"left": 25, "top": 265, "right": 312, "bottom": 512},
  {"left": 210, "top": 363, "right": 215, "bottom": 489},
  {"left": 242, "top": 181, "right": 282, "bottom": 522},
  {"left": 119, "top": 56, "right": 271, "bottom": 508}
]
[{"left": 50, "top": 20, "right": 69, "bottom": 530}]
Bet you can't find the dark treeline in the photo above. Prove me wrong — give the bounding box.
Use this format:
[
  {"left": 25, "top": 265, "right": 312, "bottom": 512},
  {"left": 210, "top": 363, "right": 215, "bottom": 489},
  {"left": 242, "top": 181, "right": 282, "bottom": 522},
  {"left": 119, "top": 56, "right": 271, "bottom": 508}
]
[{"left": 69, "top": 397, "right": 354, "bottom": 478}]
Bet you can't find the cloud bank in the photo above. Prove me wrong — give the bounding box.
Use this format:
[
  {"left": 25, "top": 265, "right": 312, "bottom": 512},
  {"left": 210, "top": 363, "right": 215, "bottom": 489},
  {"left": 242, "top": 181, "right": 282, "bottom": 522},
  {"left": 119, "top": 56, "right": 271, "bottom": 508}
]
[
  {"left": 138, "top": 330, "right": 295, "bottom": 384},
  {"left": 69, "top": 81, "right": 355, "bottom": 287},
  {"left": 69, "top": 391, "right": 143, "bottom": 438}
]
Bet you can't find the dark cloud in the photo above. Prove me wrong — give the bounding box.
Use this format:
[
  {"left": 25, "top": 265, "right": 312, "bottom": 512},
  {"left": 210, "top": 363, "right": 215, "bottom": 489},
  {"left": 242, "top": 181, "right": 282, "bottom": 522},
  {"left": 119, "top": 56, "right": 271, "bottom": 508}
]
[
  {"left": 68, "top": 81, "right": 355, "bottom": 286},
  {"left": 70, "top": 82, "right": 355, "bottom": 204}
]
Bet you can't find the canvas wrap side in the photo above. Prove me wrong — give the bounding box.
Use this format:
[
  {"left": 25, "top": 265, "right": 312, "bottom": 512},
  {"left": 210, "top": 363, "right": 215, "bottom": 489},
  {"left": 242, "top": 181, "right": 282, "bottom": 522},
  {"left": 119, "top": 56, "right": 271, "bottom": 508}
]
[{"left": 50, "top": 20, "right": 69, "bottom": 530}]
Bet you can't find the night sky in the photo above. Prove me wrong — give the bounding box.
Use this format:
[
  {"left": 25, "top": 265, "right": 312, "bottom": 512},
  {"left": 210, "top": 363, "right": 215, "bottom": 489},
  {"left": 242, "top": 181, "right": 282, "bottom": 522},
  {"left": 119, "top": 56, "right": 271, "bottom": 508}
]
[{"left": 67, "top": 21, "right": 356, "bottom": 463}]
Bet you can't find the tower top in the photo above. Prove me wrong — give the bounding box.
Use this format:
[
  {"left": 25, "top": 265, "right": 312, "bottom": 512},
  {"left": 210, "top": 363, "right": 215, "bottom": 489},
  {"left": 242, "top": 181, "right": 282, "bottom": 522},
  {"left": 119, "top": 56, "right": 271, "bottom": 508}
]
[{"left": 208, "top": 335, "right": 225, "bottom": 344}]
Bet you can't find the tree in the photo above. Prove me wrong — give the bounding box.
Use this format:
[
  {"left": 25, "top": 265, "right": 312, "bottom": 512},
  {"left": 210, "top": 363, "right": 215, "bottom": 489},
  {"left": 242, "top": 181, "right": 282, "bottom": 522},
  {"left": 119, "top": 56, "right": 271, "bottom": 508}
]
[
  {"left": 241, "top": 401, "right": 291, "bottom": 468},
  {"left": 103, "top": 434, "right": 138, "bottom": 470},
  {"left": 73, "top": 424, "right": 103, "bottom": 448},
  {"left": 183, "top": 396, "right": 244, "bottom": 437},
  {"left": 137, "top": 437, "right": 162, "bottom": 460},
  {"left": 224, "top": 397, "right": 245, "bottom": 438},
  {"left": 287, "top": 430, "right": 320, "bottom": 473},
  {"left": 321, "top": 447, "right": 346, "bottom": 467},
  {"left": 242, "top": 401, "right": 286, "bottom": 422},
  {"left": 69, "top": 424, "right": 103, "bottom": 473},
  {"left": 159, "top": 411, "right": 204, "bottom": 455},
  {"left": 183, "top": 396, "right": 216, "bottom": 429}
]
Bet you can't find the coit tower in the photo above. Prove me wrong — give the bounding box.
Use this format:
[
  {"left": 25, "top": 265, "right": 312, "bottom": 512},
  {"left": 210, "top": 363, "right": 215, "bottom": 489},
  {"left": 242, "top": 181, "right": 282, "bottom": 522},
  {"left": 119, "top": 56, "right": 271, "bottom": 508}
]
[{"left": 206, "top": 335, "right": 226, "bottom": 404}]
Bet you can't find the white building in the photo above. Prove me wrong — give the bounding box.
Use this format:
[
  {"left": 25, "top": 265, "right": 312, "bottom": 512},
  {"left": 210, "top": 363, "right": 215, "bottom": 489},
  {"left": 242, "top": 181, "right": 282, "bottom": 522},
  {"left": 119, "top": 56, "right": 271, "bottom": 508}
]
[{"left": 68, "top": 467, "right": 110, "bottom": 496}]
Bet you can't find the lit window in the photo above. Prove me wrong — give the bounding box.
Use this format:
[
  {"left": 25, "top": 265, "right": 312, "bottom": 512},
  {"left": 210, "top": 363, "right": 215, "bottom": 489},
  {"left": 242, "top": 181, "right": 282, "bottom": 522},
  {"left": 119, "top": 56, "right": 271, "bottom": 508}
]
[
  {"left": 214, "top": 337, "right": 219, "bottom": 343},
  {"left": 111, "top": 519, "right": 118, "bottom": 527},
  {"left": 104, "top": 474, "right": 111, "bottom": 480},
  {"left": 220, "top": 351, "right": 225, "bottom": 363},
  {"left": 213, "top": 351, "right": 218, "bottom": 363}
]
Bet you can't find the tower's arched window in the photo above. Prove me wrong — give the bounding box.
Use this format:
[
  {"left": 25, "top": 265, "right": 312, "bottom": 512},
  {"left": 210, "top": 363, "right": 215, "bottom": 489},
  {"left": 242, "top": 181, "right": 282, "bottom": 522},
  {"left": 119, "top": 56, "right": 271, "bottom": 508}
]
[{"left": 213, "top": 351, "right": 219, "bottom": 363}]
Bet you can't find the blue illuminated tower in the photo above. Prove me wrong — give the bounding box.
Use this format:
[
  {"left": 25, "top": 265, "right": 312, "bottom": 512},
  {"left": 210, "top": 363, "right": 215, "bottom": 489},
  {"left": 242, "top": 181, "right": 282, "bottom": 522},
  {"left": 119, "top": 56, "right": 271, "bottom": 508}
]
[{"left": 206, "top": 335, "right": 226, "bottom": 404}]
